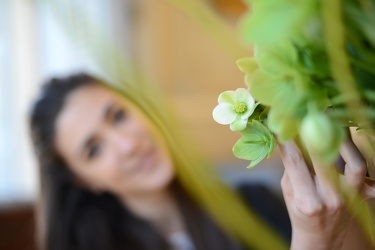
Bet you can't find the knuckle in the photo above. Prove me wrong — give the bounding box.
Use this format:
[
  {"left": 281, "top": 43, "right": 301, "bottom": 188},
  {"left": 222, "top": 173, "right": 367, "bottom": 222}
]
[
  {"left": 327, "top": 198, "right": 344, "bottom": 212},
  {"left": 281, "top": 184, "right": 292, "bottom": 197},
  {"left": 281, "top": 178, "right": 292, "bottom": 197},
  {"left": 285, "top": 152, "right": 304, "bottom": 167},
  {"left": 350, "top": 163, "right": 367, "bottom": 177},
  {"left": 280, "top": 175, "right": 288, "bottom": 188},
  {"left": 299, "top": 204, "right": 325, "bottom": 217},
  {"left": 295, "top": 197, "right": 324, "bottom": 216}
]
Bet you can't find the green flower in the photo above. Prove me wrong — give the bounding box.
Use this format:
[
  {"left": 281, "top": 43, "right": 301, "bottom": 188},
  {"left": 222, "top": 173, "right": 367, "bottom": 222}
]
[
  {"left": 245, "top": 43, "right": 309, "bottom": 142},
  {"left": 300, "top": 111, "right": 344, "bottom": 163},
  {"left": 236, "top": 57, "right": 259, "bottom": 87},
  {"left": 239, "top": 0, "right": 318, "bottom": 45},
  {"left": 213, "top": 88, "right": 257, "bottom": 131}
]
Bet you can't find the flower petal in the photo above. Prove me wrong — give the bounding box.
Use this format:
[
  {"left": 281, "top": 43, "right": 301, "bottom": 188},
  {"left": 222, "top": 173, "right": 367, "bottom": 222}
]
[
  {"left": 245, "top": 94, "right": 255, "bottom": 108},
  {"left": 235, "top": 88, "right": 254, "bottom": 105},
  {"left": 213, "top": 103, "right": 236, "bottom": 125},
  {"left": 230, "top": 116, "right": 248, "bottom": 131},
  {"left": 218, "top": 90, "right": 236, "bottom": 104},
  {"left": 244, "top": 73, "right": 254, "bottom": 87},
  {"left": 242, "top": 102, "right": 259, "bottom": 119},
  {"left": 236, "top": 57, "right": 258, "bottom": 74}
]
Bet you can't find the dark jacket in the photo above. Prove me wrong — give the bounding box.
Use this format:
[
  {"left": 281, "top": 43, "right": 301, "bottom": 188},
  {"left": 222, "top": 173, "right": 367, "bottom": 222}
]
[{"left": 237, "top": 183, "right": 292, "bottom": 248}]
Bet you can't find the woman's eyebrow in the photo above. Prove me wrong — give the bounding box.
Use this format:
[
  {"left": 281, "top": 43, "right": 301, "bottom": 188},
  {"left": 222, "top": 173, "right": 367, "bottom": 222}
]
[
  {"left": 76, "top": 101, "right": 115, "bottom": 158},
  {"left": 102, "top": 101, "right": 115, "bottom": 121}
]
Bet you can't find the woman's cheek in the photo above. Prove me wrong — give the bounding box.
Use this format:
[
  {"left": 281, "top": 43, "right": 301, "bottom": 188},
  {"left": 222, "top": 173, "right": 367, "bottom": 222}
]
[{"left": 96, "top": 155, "right": 125, "bottom": 190}]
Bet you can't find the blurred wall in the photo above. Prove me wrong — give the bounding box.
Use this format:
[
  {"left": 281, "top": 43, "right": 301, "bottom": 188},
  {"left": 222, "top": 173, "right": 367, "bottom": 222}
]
[
  {"left": 126, "top": 0, "right": 284, "bottom": 190},
  {"left": 130, "top": 0, "right": 248, "bottom": 162}
]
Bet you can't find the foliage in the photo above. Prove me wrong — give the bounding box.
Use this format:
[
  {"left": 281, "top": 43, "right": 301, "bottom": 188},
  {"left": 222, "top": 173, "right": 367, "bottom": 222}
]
[
  {"left": 233, "top": 120, "right": 276, "bottom": 168},
  {"left": 213, "top": 0, "right": 375, "bottom": 167}
]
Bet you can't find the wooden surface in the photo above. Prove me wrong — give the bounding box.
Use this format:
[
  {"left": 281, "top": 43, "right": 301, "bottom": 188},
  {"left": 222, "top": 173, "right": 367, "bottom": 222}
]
[{"left": 0, "top": 204, "right": 36, "bottom": 250}]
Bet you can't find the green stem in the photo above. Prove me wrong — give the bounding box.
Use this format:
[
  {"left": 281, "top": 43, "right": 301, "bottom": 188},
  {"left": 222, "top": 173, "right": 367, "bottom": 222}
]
[{"left": 322, "top": 0, "right": 375, "bottom": 245}]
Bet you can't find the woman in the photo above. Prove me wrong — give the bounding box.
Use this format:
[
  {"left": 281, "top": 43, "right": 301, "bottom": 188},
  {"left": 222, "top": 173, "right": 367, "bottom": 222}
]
[{"left": 29, "top": 73, "right": 374, "bottom": 250}]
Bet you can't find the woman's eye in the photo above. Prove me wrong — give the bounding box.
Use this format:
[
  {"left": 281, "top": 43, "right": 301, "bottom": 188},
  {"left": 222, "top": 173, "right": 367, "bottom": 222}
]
[
  {"left": 113, "top": 109, "right": 126, "bottom": 124},
  {"left": 88, "top": 143, "right": 101, "bottom": 159}
]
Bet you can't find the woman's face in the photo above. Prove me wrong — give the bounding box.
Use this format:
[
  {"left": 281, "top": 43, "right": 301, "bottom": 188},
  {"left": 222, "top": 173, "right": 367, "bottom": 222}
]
[{"left": 54, "top": 84, "right": 174, "bottom": 197}]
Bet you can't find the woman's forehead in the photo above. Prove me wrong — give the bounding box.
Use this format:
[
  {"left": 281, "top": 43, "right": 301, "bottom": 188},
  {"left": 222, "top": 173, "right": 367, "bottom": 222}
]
[
  {"left": 57, "top": 85, "right": 118, "bottom": 129},
  {"left": 65, "top": 84, "right": 121, "bottom": 107}
]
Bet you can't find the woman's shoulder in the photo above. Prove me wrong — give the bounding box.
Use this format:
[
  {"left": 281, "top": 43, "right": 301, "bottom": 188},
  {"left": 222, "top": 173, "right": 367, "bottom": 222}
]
[{"left": 235, "top": 183, "right": 292, "bottom": 243}]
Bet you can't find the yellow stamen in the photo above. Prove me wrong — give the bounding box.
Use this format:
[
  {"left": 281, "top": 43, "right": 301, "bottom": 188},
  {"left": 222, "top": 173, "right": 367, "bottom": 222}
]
[{"left": 234, "top": 101, "right": 247, "bottom": 114}]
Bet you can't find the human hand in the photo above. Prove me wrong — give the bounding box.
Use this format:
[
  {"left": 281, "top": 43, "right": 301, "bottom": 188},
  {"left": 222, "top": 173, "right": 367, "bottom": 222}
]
[{"left": 278, "top": 139, "right": 375, "bottom": 250}]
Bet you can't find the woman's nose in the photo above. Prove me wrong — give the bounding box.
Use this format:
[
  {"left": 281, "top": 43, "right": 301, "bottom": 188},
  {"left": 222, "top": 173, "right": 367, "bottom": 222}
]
[{"left": 108, "top": 130, "right": 140, "bottom": 157}]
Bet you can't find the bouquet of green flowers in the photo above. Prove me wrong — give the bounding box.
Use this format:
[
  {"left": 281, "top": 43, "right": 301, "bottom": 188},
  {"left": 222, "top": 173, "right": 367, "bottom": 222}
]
[{"left": 213, "top": 0, "right": 375, "bottom": 168}]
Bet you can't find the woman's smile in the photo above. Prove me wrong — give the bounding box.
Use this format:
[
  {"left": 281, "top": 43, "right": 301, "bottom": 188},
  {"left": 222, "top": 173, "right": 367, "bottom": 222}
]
[{"left": 128, "top": 143, "right": 158, "bottom": 175}]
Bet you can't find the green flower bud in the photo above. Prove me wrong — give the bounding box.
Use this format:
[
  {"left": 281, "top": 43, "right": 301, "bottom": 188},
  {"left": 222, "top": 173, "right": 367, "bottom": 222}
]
[{"left": 300, "top": 112, "right": 342, "bottom": 159}]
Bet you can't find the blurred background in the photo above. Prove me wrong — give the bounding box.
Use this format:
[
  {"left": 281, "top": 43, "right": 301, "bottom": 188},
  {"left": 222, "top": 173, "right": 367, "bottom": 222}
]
[{"left": 0, "top": 0, "right": 284, "bottom": 249}]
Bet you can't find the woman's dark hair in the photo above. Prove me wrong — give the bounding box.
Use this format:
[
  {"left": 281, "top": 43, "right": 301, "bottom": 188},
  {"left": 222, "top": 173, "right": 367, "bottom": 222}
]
[{"left": 29, "top": 73, "right": 243, "bottom": 250}]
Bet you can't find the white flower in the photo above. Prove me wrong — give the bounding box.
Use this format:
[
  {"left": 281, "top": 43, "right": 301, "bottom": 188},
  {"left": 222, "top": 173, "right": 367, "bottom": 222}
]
[{"left": 213, "top": 88, "right": 257, "bottom": 131}]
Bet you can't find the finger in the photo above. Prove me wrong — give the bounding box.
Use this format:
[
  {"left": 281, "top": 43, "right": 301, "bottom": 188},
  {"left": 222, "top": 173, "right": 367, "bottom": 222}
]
[
  {"left": 308, "top": 146, "right": 341, "bottom": 208},
  {"left": 281, "top": 171, "right": 293, "bottom": 201},
  {"left": 348, "top": 127, "right": 375, "bottom": 178},
  {"left": 281, "top": 165, "right": 324, "bottom": 217},
  {"left": 340, "top": 138, "right": 367, "bottom": 190},
  {"left": 338, "top": 174, "right": 375, "bottom": 201},
  {"left": 363, "top": 183, "right": 375, "bottom": 200},
  {"left": 280, "top": 171, "right": 294, "bottom": 213},
  {"left": 278, "top": 141, "right": 318, "bottom": 202}
]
